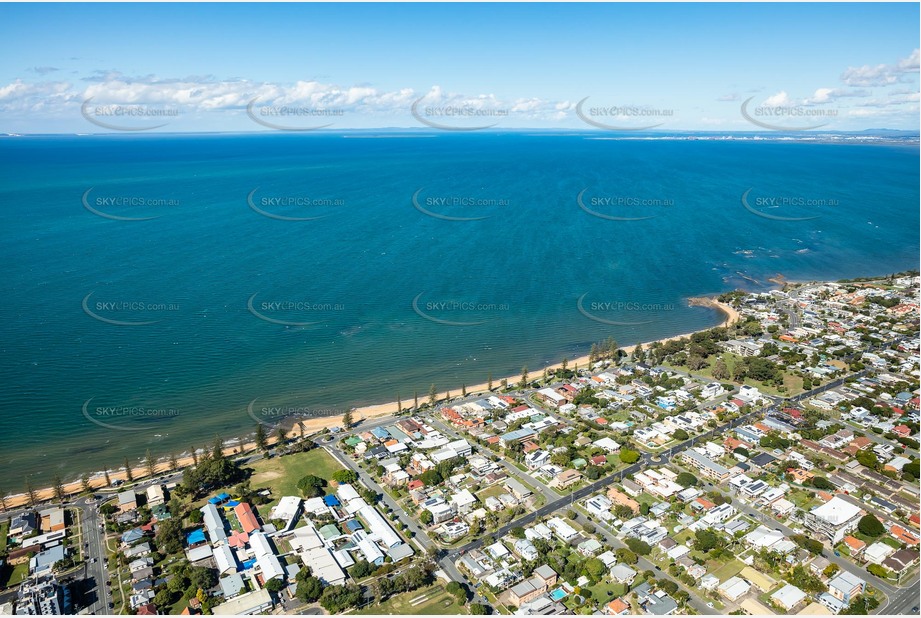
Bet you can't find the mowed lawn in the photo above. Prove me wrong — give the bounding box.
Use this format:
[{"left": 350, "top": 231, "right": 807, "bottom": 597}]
[
  {"left": 0, "top": 562, "right": 29, "bottom": 588},
  {"left": 354, "top": 584, "right": 468, "bottom": 615},
  {"left": 247, "top": 449, "right": 345, "bottom": 502},
  {"left": 710, "top": 558, "right": 746, "bottom": 582}
]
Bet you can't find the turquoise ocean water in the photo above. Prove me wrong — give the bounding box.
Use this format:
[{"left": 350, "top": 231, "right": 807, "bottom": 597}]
[{"left": 0, "top": 132, "right": 917, "bottom": 487}]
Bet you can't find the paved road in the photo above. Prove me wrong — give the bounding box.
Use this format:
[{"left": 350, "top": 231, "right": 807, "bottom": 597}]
[
  {"left": 882, "top": 581, "right": 921, "bottom": 615},
  {"left": 426, "top": 416, "right": 562, "bottom": 503},
  {"left": 78, "top": 498, "right": 111, "bottom": 614},
  {"left": 730, "top": 494, "right": 896, "bottom": 593},
  {"left": 323, "top": 445, "right": 434, "bottom": 554},
  {"left": 576, "top": 511, "right": 717, "bottom": 615}
]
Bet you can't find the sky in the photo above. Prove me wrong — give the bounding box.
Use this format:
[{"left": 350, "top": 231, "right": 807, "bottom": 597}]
[{"left": 0, "top": 2, "right": 918, "bottom": 133}]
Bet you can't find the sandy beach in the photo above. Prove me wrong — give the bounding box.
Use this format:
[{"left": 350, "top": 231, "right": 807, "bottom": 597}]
[{"left": 2, "top": 297, "right": 739, "bottom": 510}]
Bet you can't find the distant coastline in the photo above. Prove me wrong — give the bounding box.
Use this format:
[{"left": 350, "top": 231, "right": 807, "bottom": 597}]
[{"left": 0, "top": 295, "right": 739, "bottom": 510}]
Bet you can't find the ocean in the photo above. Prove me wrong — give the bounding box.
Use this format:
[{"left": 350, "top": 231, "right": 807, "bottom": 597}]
[{"left": 0, "top": 132, "right": 918, "bottom": 488}]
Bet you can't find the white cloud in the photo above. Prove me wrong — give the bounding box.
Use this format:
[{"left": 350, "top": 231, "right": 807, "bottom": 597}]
[
  {"left": 762, "top": 91, "right": 791, "bottom": 106},
  {"left": 803, "top": 88, "right": 870, "bottom": 105},
  {"left": 841, "top": 49, "right": 920, "bottom": 87}
]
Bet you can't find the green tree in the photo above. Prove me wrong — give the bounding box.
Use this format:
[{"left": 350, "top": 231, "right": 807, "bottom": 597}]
[
  {"left": 694, "top": 529, "right": 722, "bottom": 552},
  {"left": 297, "top": 475, "right": 327, "bottom": 498},
  {"left": 332, "top": 469, "right": 358, "bottom": 484},
  {"left": 713, "top": 358, "right": 729, "bottom": 380},
  {"left": 319, "top": 584, "right": 363, "bottom": 613},
  {"left": 625, "top": 538, "right": 651, "bottom": 555},
  {"left": 615, "top": 548, "right": 638, "bottom": 564},
  {"left": 124, "top": 457, "right": 134, "bottom": 482},
  {"left": 676, "top": 472, "right": 698, "bottom": 487},
  {"left": 156, "top": 517, "right": 185, "bottom": 554},
  {"left": 420, "top": 470, "right": 443, "bottom": 486},
  {"left": 619, "top": 450, "right": 641, "bottom": 464},
  {"left": 212, "top": 435, "right": 225, "bottom": 460},
  {"left": 296, "top": 574, "right": 323, "bottom": 603},
  {"left": 857, "top": 514, "right": 884, "bottom": 537},
  {"left": 584, "top": 557, "right": 606, "bottom": 581},
  {"left": 420, "top": 510, "right": 433, "bottom": 526},
  {"left": 856, "top": 449, "right": 878, "bottom": 469},
  {"left": 342, "top": 409, "right": 353, "bottom": 429},
  {"left": 51, "top": 475, "right": 65, "bottom": 502},
  {"left": 265, "top": 578, "right": 285, "bottom": 593},
  {"left": 255, "top": 423, "right": 268, "bottom": 452}
]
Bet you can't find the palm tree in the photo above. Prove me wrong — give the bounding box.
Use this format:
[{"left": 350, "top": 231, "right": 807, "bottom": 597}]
[
  {"left": 51, "top": 475, "right": 65, "bottom": 502},
  {"left": 212, "top": 435, "right": 224, "bottom": 460},
  {"left": 25, "top": 477, "right": 37, "bottom": 507},
  {"left": 255, "top": 424, "right": 267, "bottom": 451}
]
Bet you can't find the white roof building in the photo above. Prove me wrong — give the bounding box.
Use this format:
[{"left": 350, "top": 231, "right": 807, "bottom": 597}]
[
  {"left": 337, "top": 483, "right": 361, "bottom": 504},
  {"left": 201, "top": 503, "right": 228, "bottom": 545},
  {"left": 302, "top": 496, "right": 331, "bottom": 516},
  {"left": 185, "top": 544, "right": 213, "bottom": 563},
  {"left": 212, "top": 588, "right": 273, "bottom": 615},
  {"left": 358, "top": 505, "right": 402, "bottom": 548},
  {"left": 547, "top": 517, "right": 578, "bottom": 541},
  {"left": 214, "top": 543, "right": 238, "bottom": 575},
  {"left": 451, "top": 489, "right": 478, "bottom": 511},
  {"left": 805, "top": 496, "right": 863, "bottom": 544},
  {"left": 864, "top": 542, "right": 896, "bottom": 565},
  {"left": 592, "top": 437, "right": 621, "bottom": 452},
  {"left": 270, "top": 496, "right": 302, "bottom": 526},
  {"left": 771, "top": 584, "right": 807, "bottom": 610},
  {"left": 302, "top": 545, "right": 347, "bottom": 585},
  {"left": 718, "top": 576, "right": 751, "bottom": 601},
  {"left": 250, "top": 532, "right": 285, "bottom": 581}
]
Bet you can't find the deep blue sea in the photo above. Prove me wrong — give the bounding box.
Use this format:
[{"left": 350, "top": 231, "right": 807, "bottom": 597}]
[{"left": 0, "top": 133, "right": 918, "bottom": 487}]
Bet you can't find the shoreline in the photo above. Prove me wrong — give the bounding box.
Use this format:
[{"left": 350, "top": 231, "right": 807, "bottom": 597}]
[{"left": 0, "top": 297, "right": 740, "bottom": 511}]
